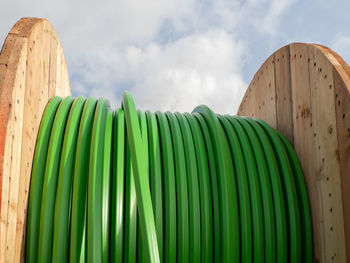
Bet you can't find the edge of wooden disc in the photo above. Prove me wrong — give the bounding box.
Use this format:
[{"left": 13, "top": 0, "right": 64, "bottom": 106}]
[
  {"left": 0, "top": 17, "right": 71, "bottom": 263},
  {"left": 238, "top": 42, "right": 350, "bottom": 263}
]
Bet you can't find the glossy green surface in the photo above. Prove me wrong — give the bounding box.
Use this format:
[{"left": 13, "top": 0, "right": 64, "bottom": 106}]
[
  {"left": 52, "top": 97, "right": 86, "bottom": 263},
  {"left": 111, "top": 108, "right": 125, "bottom": 263},
  {"left": 184, "top": 113, "right": 213, "bottom": 263},
  {"left": 166, "top": 112, "right": 189, "bottom": 263},
  {"left": 241, "top": 117, "right": 277, "bottom": 263},
  {"left": 194, "top": 113, "right": 221, "bottom": 262},
  {"left": 70, "top": 97, "right": 97, "bottom": 263},
  {"left": 87, "top": 98, "right": 109, "bottom": 262},
  {"left": 123, "top": 92, "right": 160, "bottom": 263},
  {"left": 102, "top": 109, "right": 113, "bottom": 263},
  {"left": 277, "top": 130, "right": 313, "bottom": 263},
  {"left": 146, "top": 110, "right": 163, "bottom": 262},
  {"left": 233, "top": 117, "right": 265, "bottom": 263},
  {"left": 155, "top": 111, "right": 176, "bottom": 263},
  {"left": 256, "top": 119, "right": 302, "bottom": 263},
  {"left": 193, "top": 106, "right": 239, "bottom": 263},
  {"left": 218, "top": 115, "right": 252, "bottom": 263},
  {"left": 26, "top": 96, "right": 61, "bottom": 263},
  {"left": 38, "top": 96, "right": 74, "bottom": 262},
  {"left": 28, "top": 93, "right": 312, "bottom": 263}
]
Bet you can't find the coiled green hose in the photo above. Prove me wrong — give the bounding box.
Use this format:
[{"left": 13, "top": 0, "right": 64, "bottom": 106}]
[{"left": 26, "top": 92, "right": 313, "bottom": 262}]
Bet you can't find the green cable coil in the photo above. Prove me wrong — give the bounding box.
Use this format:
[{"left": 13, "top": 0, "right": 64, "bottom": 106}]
[{"left": 26, "top": 92, "right": 313, "bottom": 263}]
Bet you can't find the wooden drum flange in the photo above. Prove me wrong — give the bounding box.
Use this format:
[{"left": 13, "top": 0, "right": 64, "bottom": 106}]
[
  {"left": 0, "top": 18, "right": 70, "bottom": 262},
  {"left": 238, "top": 43, "right": 350, "bottom": 262}
]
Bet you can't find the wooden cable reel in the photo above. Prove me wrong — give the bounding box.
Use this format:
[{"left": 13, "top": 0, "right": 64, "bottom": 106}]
[{"left": 0, "top": 18, "right": 349, "bottom": 262}]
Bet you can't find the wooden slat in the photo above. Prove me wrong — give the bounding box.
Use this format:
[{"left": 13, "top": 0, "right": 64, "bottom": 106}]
[
  {"left": 289, "top": 43, "right": 323, "bottom": 261},
  {"left": 0, "top": 35, "right": 28, "bottom": 262},
  {"left": 332, "top": 65, "right": 350, "bottom": 262},
  {"left": 312, "top": 47, "right": 350, "bottom": 256},
  {"left": 256, "top": 55, "right": 277, "bottom": 127},
  {"left": 308, "top": 45, "right": 346, "bottom": 262},
  {"left": 275, "top": 46, "right": 294, "bottom": 144},
  {"left": 13, "top": 20, "right": 52, "bottom": 263},
  {"left": 238, "top": 80, "right": 255, "bottom": 118},
  {"left": 254, "top": 62, "right": 263, "bottom": 120},
  {"left": 237, "top": 71, "right": 257, "bottom": 118},
  {"left": 3, "top": 37, "right": 27, "bottom": 263},
  {"left": 241, "top": 54, "right": 277, "bottom": 127},
  {"left": 0, "top": 35, "right": 17, "bottom": 219},
  {"left": 57, "top": 42, "right": 71, "bottom": 96},
  {"left": 48, "top": 30, "right": 58, "bottom": 99}
]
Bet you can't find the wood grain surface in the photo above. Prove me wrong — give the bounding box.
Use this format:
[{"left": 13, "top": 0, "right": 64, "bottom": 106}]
[
  {"left": 0, "top": 17, "right": 71, "bottom": 263},
  {"left": 238, "top": 43, "right": 350, "bottom": 263}
]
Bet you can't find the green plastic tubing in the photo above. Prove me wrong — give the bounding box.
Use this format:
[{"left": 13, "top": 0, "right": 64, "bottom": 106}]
[{"left": 27, "top": 92, "right": 313, "bottom": 262}]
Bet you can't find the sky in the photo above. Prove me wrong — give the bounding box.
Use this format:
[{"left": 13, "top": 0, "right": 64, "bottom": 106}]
[{"left": 1, "top": 0, "right": 349, "bottom": 114}]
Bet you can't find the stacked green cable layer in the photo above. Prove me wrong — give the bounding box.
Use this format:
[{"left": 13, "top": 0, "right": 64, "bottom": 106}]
[{"left": 26, "top": 92, "right": 312, "bottom": 263}]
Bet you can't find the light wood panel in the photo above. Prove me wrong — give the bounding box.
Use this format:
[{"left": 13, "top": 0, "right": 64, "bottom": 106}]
[
  {"left": 238, "top": 43, "right": 350, "bottom": 262},
  {"left": 0, "top": 17, "right": 71, "bottom": 263},
  {"left": 275, "top": 45, "right": 293, "bottom": 144}
]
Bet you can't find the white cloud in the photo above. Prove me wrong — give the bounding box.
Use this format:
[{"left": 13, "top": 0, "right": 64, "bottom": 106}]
[
  {"left": 258, "top": 0, "right": 296, "bottom": 35},
  {"left": 0, "top": 0, "right": 194, "bottom": 52},
  {"left": 0, "top": 0, "right": 296, "bottom": 114},
  {"left": 62, "top": 0, "right": 295, "bottom": 114},
  {"left": 72, "top": 30, "right": 247, "bottom": 114}
]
